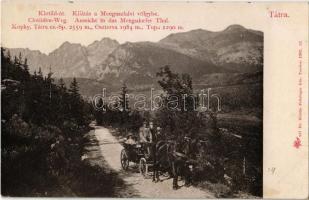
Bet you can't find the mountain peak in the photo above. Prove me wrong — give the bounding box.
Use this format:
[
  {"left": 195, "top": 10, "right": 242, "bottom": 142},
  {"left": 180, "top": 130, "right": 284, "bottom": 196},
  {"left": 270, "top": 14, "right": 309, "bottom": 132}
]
[
  {"left": 87, "top": 37, "right": 119, "bottom": 48},
  {"left": 160, "top": 28, "right": 211, "bottom": 42},
  {"left": 60, "top": 41, "right": 71, "bottom": 47},
  {"left": 224, "top": 24, "right": 246, "bottom": 32},
  {"left": 100, "top": 37, "right": 117, "bottom": 43},
  {"left": 58, "top": 41, "right": 83, "bottom": 50},
  {"left": 189, "top": 28, "right": 210, "bottom": 33}
]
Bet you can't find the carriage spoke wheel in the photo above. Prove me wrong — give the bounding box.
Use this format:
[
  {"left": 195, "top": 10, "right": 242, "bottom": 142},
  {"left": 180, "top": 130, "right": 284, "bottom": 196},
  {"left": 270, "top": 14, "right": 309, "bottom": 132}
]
[
  {"left": 139, "top": 157, "right": 148, "bottom": 178},
  {"left": 178, "top": 176, "right": 186, "bottom": 187},
  {"left": 120, "top": 149, "right": 129, "bottom": 170},
  {"left": 161, "top": 171, "right": 170, "bottom": 177}
]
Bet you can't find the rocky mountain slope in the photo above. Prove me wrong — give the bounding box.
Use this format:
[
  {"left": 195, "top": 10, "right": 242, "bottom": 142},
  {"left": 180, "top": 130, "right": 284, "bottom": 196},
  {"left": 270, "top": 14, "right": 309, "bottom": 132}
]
[
  {"left": 6, "top": 25, "right": 263, "bottom": 93},
  {"left": 7, "top": 38, "right": 119, "bottom": 78},
  {"left": 97, "top": 41, "right": 227, "bottom": 88},
  {"left": 159, "top": 25, "right": 263, "bottom": 72}
]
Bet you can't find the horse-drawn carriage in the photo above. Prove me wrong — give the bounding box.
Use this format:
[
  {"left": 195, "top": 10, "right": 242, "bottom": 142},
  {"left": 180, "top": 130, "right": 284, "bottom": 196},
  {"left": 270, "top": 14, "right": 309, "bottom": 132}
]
[
  {"left": 120, "top": 140, "right": 154, "bottom": 177},
  {"left": 120, "top": 135, "right": 202, "bottom": 189}
]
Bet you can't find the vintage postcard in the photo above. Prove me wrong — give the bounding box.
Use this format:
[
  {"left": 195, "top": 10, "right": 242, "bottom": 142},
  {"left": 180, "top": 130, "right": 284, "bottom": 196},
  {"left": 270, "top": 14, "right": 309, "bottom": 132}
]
[{"left": 1, "top": 1, "right": 308, "bottom": 199}]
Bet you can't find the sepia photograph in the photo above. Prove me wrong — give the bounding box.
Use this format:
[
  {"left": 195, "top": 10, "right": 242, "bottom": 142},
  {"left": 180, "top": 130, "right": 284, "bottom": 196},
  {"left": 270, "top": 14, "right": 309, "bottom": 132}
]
[{"left": 1, "top": 1, "right": 307, "bottom": 199}]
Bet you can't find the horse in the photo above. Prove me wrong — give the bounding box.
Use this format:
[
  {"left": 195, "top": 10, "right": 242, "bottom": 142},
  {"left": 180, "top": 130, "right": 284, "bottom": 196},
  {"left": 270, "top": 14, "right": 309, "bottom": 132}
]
[
  {"left": 152, "top": 136, "right": 200, "bottom": 189},
  {"left": 170, "top": 136, "right": 200, "bottom": 189},
  {"left": 152, "top": 140, "right": 174, "bottom": 183}
]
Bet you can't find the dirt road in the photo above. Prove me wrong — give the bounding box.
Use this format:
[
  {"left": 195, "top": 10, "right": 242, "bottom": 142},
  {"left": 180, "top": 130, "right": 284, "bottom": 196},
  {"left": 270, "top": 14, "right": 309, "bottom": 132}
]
[{"left": 86, "top": 125, "right": 214, "bottom": 198}]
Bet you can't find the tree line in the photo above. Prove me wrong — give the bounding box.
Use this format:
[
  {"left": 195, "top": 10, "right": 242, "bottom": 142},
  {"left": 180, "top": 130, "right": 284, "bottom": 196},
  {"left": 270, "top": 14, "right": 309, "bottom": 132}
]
[
  {"left": 1, "top": 48, "right": 97, "bottom": 196},
  {"left": 1, "top": 49, "right": 91, "bottom": 127}
]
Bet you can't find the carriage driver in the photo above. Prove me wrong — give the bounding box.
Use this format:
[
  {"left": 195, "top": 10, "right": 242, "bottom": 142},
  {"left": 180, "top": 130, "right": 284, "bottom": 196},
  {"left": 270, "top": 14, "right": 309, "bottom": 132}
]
[{"left": 139, "top": 121, "right": 152, "bottom": 156}]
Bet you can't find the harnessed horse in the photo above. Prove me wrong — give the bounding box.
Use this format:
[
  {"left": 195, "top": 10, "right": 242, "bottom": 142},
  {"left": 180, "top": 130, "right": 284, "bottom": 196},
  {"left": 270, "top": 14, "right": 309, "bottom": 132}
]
[{"left": 152, "top": 136, "right": 200, "bottom": 189}]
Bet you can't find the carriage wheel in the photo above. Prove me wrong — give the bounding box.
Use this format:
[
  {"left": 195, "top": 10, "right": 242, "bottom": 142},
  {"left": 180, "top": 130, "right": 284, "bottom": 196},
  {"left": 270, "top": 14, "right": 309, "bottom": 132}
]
[
  {"left": 139, "top": 157, "right": 148, "bottom": 178},
  {"left": 120, "top": 149, "right": 129, "bottom": 170},
  {"left": 161, "top": 171, "right": 170, "bottom": 177}
]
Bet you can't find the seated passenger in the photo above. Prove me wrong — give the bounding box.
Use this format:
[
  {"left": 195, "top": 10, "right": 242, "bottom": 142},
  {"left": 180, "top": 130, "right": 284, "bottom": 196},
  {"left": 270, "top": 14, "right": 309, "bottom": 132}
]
[{"left": 125, "top": 133, "right": 136, "bottom": 145}]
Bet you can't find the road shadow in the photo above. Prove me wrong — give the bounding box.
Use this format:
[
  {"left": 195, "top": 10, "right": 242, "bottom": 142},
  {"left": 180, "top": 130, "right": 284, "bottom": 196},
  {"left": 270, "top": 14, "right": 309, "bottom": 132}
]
[{"left": 82, "top": 130, "right": 140, "bottom": 197}]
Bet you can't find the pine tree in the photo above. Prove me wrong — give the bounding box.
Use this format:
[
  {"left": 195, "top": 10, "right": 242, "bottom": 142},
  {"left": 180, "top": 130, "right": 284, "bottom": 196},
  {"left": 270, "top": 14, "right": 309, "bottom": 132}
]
[
  {"left": 13, "top": 56, "right": 18, "bottom": 65},
  {"left": 1, "top": 48, "right": 10, "bottom": 79},
  {"left": 45, "top": 67, "right": 54, "bottom": 100},
  {"left": 58, "top": 78, "right": 66, "bottom": 91},
  {"left": 68, "top": 77, "right": 84, "bottom": 125},
  {"left": 38, "top": 67, "right": 43, "bottom": 78},
  {"left": 18, "top": 52, "right": 22, "bottom": 65},
  {"left": 68, "top": 77, "right": 80, "bottom": 98},
  {"left": 58, "top": 77, "right": 67, "bottom": 110},
  {"left": 1, "top": 48, "right": 5, "bottom": 61},
  {"left": 21, "top": 58, "right": 30, "bottom": 82},
  {"left": 6, "top": 50, "right": 11, "bottom": 61},
  {"left": 120, "top": 83, "right": 129, "bottom": 112},
  {"left": 47, "top": 67, "right": 53, "bottom": 80},
  {"left": 23, "top": 58, "right": 29, "bottom": 72}
]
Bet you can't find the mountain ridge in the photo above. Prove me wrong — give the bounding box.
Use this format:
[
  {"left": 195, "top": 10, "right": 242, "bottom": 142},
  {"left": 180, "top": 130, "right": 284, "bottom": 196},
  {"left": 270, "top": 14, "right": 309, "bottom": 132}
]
[{"left": 5, "top": 25, "right": 263, "bottom": 92}]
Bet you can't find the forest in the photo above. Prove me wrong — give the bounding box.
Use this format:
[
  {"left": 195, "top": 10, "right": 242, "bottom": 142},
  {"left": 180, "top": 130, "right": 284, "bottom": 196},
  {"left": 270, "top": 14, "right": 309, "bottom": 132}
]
[{"left": 1, "top": 48, "right": 127, "bottom": 196}]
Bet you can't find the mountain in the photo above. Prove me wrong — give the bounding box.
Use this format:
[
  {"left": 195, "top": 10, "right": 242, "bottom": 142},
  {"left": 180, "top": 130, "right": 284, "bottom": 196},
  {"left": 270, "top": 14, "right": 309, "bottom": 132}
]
[
  {"left": 48, "top": 42, "right": 90, "bottom": 77},
  {"left": 5, "top": 24, "right": 263, "bottom": 95},
  {"left": 97, "top": 41, "right": 226, "bottom": 89},
  {"left": 5, "top": 48, "right": 50, "bottom": 75},
  {"left": 159, "top": 25, "right": 263, "bottom": 72},
  {"left": 86, "top": 38, "right": 119, "bottom": 68},
  {"left": 7, "top": 38, "right": 119, "bottom": 78}
]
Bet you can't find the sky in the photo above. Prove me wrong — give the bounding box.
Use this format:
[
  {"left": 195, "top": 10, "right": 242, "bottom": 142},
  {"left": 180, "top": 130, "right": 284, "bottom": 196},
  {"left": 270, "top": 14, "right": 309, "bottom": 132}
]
[{"left": 1, "top": 1, "right": 268, "bottom": 54}]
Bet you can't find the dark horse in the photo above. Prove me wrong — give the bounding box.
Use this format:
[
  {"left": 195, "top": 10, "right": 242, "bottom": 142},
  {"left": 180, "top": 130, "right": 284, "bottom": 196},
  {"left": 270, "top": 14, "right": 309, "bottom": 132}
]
[{"left": 152, "top": 136, "right": 199, "bottom": 189}]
